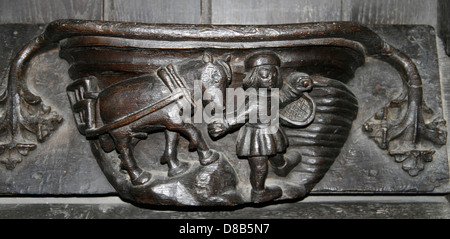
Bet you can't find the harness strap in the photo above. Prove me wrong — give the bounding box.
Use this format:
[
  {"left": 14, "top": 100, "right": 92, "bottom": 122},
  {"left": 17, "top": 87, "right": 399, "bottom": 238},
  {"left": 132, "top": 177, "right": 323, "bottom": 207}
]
[{"left": 85, "top": 90, "right": 184, "bottom": 138}]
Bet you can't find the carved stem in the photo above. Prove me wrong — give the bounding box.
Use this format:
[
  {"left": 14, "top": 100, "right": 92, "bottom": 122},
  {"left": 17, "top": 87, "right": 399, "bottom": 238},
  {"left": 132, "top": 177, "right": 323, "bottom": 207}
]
[
  {"left": 1, "top": 29, "right": 62, "bottom": 169},
  {"left": 4, "top": 35, "right": 57, "bottom": 135},
  {"left": 378, "top": 47, "right": 423, "bottom": 144},
  {"left": 374, "top": 44, "right": 446, "bottom": 146}
]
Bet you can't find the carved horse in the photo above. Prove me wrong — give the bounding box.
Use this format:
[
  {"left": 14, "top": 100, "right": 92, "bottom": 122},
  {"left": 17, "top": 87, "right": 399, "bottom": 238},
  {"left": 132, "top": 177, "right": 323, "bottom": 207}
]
[
  {"left": 91, "top": 52, "right": 231, "bottom": 185},
  {"left": 158, "top": 52, "right": 232, "bottom": 177}
]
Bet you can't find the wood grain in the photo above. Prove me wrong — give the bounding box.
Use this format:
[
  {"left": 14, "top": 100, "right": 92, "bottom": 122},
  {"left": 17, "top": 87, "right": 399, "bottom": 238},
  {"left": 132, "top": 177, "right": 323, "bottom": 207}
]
[
  {"left": 438, "top": 0, "right": 450, "bottom": 55},
  {"left": 438, "top": 39, "right": 450, "bottom": 138},
  {"left": 104, "top": 0, "right": 202, "bottom": 24},
  {"left": 342, "top": 0, "right": 438, "bottom": 27},
  {"left": 0, "top": 197, "right": 449, "bottom": 218},
  {"left": 0, "top": 0, "right": 102, "bottom": 23},
  {"left": 211, "top": 0, "right": 342, "bottom": 24}
]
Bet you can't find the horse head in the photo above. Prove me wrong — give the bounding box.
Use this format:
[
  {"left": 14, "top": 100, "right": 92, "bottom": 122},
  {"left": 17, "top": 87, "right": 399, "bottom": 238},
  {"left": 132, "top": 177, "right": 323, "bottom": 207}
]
[
  {"left": 198, "top": 52, "right": 231, "bottom": 113},
  {"left": 177, "top": 52, "right": 231, "bottom": 117}
]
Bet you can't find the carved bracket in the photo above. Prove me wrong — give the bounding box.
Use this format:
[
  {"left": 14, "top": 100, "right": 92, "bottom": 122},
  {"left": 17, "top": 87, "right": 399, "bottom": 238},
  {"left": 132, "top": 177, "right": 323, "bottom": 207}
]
[{"left": 3, "top": 20, "right": 447, "bottom": 206}]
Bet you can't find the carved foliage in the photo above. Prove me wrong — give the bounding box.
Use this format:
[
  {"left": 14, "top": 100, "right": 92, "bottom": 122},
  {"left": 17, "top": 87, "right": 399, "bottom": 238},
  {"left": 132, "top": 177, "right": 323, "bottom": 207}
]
[
  {"left": 0, "top": 70, "right": 62, "bottom": 170},
  {"left": 363, "top": 91, "right": 447, "bottom": 176}
]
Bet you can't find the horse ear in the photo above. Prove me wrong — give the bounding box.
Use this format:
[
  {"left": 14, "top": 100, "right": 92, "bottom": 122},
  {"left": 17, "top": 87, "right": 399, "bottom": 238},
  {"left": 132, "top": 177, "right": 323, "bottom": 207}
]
[
  {"left": 202, "top": 52, "right": 212, "bottom": 63},
  {"left": 221, "top": 53, "right": 231, "bottom": 62}
]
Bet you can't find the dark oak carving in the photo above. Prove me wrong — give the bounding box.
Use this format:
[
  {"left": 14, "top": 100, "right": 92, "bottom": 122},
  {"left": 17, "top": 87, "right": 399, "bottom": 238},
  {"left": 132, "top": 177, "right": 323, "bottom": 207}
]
[
  {"left": 3, "top": 20, "right": 447, "bottom": 205},
  {"left": 0, "top": 28, "right": 63, "bottom": 170}
]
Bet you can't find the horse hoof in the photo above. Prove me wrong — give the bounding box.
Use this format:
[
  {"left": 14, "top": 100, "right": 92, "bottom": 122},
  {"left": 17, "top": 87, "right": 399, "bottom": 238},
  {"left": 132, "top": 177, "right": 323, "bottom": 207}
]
[
  {"left": 272, "top": 151, "right": 302, "bottom": 177},
  {"left": 168, "top": 161, "right": 190, "bottom": 177},
  {"left": 199, "top": 150, "right": 220, "bottom": 165},
  {"left": 251, "top": 186, "right": 282, "bottom": 203},
  {"left": 131, "top": 171, "right": 152, "bottom": 186}
]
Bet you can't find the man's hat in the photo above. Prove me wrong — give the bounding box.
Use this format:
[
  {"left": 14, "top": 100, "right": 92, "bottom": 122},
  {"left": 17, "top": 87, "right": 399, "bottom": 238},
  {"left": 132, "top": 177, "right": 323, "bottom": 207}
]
[{"left": 245, "top": 52, "right": 281, "bottom": 70}]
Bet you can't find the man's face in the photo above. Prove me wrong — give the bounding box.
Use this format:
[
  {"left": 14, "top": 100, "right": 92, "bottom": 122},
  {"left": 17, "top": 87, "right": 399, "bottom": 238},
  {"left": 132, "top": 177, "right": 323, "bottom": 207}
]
[{"left": 256, "top": 65, "right": 279, "bottom": 89}]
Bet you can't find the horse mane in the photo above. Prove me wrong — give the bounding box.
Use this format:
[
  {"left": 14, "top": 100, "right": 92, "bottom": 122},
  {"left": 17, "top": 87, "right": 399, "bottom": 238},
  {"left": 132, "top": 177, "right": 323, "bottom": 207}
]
[{"left": 214, "top": 57, "right": 232, "bottom": 85}]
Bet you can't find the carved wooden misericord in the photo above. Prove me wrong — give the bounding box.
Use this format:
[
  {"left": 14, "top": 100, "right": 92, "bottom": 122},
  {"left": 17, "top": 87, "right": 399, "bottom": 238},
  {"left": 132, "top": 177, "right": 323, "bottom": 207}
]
[{"left": 1, "top": 20, "right": 447, "bottom": 206}]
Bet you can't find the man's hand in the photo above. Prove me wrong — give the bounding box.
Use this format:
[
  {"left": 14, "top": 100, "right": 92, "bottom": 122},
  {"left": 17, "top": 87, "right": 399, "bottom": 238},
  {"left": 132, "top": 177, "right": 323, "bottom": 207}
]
[{"left": 207, "top": 118, "right": 229, "bottom": 138}]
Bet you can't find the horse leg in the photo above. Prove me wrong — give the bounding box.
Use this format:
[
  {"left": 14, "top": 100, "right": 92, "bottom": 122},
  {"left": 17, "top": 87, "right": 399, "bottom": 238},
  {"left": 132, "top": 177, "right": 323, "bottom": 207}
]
[
  {"left": 167, "top": 122, "right": 219, "bottom": 165},
  {"left": 110, "top": 130, "right": 152, "bottom": 186},
  {"left": 160, "top": 130, "right": 190, "bottom": 177},
  {"left": 99, "top": 133, "right": 116, "bottom": 153}
]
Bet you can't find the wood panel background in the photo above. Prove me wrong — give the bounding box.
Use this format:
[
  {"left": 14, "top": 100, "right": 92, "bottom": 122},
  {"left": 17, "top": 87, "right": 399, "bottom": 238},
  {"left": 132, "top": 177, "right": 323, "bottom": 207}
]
[
  {"left": 103, "top": 0, "right": 202, "bottom": 23},
  {"left": 0, "top": 0, "right": 440, "bottom": 27},
  {"left": 438, "top": 0, "right": 450, "bottom": 55},
  {"left": 0, "top": 0, "right": 102, "bottom": 23},
  {"left": 0, "top": 0, "right": 443, "bottom": 49},
  {"left": 210, "top": 0, "right": 342, "bottom": 24}
]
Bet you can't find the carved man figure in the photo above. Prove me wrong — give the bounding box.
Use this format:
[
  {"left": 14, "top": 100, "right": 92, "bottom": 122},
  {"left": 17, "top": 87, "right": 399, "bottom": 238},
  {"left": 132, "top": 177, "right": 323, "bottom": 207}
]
[{"left": 209, "top": 52, "right": 312, "bottom": 203}]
